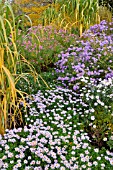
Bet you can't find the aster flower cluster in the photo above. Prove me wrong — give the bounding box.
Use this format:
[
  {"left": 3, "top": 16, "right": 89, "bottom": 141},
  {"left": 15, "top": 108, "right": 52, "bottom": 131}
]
[
  {"left": 0, "top": 79, "right": 113, "bottom": 169},
  {"left": 55, "top": 20, "right": 113, "bottom": 90}
]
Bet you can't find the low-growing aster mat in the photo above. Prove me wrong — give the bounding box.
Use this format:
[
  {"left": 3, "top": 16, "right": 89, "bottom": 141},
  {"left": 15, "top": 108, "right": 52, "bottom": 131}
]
[{"left": 0, "top": 78, "right": 113, "bottom": 170}]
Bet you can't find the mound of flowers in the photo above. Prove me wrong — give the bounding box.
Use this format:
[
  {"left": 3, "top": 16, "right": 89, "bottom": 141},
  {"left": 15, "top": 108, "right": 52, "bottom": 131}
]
[
  {"left": 17, "top": 25, "right": 78, "bottom": 72},
  {"left": 55, "top": 20, "right": 113, "bottom": 90}
]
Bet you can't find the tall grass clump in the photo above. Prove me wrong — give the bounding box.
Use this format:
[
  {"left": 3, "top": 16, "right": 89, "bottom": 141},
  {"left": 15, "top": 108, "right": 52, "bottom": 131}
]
[
  {"left": 99, "top": 5, "right": 112, "bottom": 22},
  {"left": 40, "top": 0, "right": 100, "bottom": 36},
  {"left": 0, "top": 2, "right": 45, "bottom": 135},
  {"left": 40, "top": 0, "right": 112, "bottom": 36}
]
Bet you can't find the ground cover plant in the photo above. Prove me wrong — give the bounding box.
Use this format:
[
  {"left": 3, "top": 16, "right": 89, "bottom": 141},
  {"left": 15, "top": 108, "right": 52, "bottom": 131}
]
[{"left": 0, "top": 81, "right": 113, "bottom": 169}]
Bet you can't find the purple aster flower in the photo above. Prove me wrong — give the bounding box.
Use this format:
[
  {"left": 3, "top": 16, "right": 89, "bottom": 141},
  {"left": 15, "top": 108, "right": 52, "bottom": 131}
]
[{"left": 73, "top": 85, "right": 79, "bottom": 91}]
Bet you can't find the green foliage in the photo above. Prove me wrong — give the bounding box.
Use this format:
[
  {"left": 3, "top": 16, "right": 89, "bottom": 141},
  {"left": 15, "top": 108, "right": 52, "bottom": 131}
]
[
  {"left": 107, "top": 137, "right": 113, "bottom": 150},
  {"left": 87, "top": 107, "right": 113, "bottom": 147}
]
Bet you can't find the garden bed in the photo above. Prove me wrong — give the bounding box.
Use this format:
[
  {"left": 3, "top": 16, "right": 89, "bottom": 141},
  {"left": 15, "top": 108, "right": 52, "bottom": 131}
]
[{"left": 0, "top": 4, "right": 113, "bottom": 168}]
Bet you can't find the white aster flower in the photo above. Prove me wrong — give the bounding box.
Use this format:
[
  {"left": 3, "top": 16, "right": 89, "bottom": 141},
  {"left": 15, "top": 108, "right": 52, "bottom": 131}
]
[
  {"left": 103, "top": 137, "right": 107, "bottom": 141},
  {"left": 91, "top": 116, "right": 95, "bottom": 120}
]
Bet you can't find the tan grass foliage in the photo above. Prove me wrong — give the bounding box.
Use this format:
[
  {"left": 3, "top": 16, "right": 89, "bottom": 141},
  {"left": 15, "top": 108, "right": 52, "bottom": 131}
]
[
  {"left": 0, "top": 2, "right": 48, "bottom": 135},
  {"left": 40, "top": 0, "right": 112, "bottom": 36}
]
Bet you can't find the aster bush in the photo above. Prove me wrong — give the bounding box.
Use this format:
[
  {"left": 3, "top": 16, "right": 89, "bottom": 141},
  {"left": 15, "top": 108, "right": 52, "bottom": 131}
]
[
  {"left": 16, "top": 25, "right": 78, "bottom": 73},
  {"left": 55, "top": 20, "right": 113, "bottom": 89}
]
